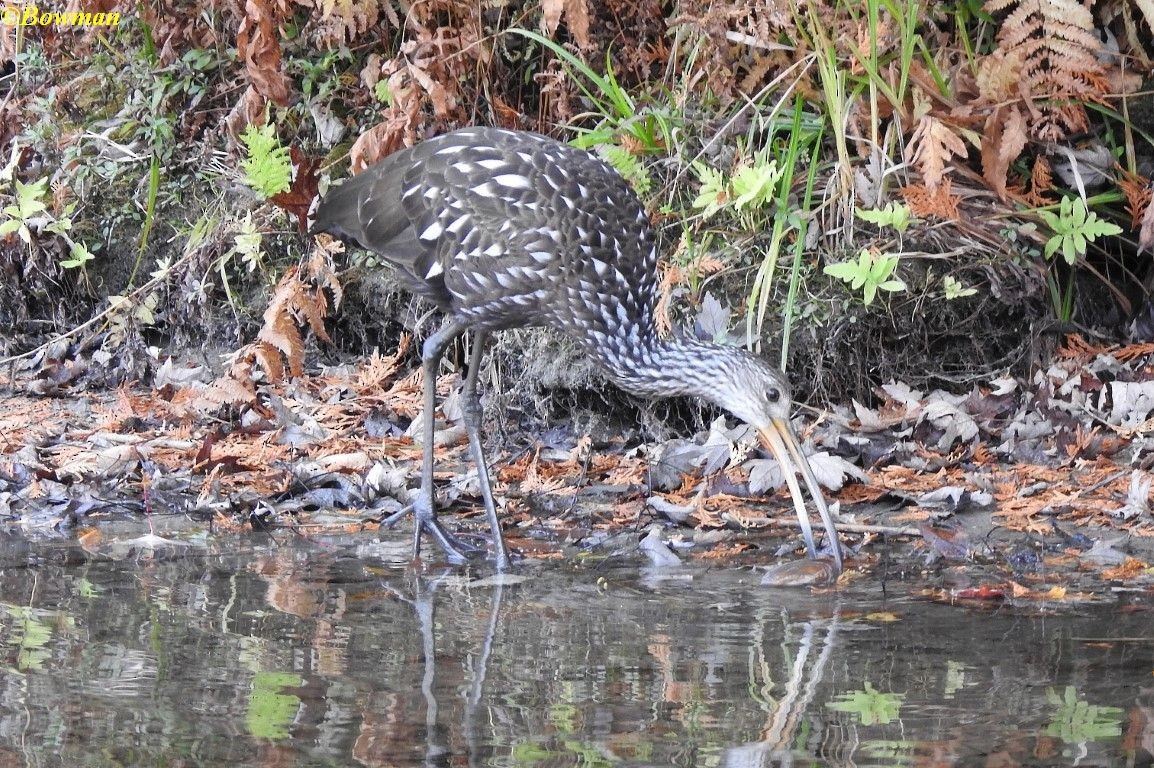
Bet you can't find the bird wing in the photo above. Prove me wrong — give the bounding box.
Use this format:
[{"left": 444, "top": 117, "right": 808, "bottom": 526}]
[
  {"left": 397, "top": 128, "right": 573, "bottom": 283},
  {"left": 313, "top": 127, "right": 658, "bottom": 329},
  {"left": 397, "top": 128, "right": 660, "bottom": 329},
  {"left": 311, "top": 141, "right": 454, "bottom": 306}
]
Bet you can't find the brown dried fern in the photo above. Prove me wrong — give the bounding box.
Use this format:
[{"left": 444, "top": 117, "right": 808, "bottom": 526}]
[
  {"left": 983, "top": 0, "right": 1108, "bottom": 141},
  {"left": 194, "top": 250, "right": 342, "bottom": 411}
]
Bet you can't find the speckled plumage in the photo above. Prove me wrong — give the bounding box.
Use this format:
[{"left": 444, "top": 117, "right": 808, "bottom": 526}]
[
  {"left": 313, "top": 127, "right": 841, "bottom": 573},
  {"left": 314, "top": 128, "right": 660, "bottom": 379}
]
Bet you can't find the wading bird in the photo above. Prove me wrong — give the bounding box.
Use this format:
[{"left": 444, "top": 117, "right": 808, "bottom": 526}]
[{"left": 312, "top": 127, "right": 841, "bottom": 573}]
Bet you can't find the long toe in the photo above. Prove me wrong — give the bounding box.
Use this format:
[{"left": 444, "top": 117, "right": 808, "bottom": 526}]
[{"left": 418, "top": 515, "right": 484, "bottom": 564}]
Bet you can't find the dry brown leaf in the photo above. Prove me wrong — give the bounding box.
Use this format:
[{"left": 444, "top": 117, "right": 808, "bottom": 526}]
[
  {"left": 315, "top": 452, "right": 373, "bottom": 472},
  {"left": 354, "top": 341, "right": 410, "bottom": 391},
  {"left": 983, "top": 0, "right": 1105, "bottom": 142},
  {"left": 563, "top": 0, "right": 592, "bottom": 50},
  {"left": 1101, "top": 557, "right": 1149, "bottom": 581},
  {"left": 256, "top": 265, "right": 334, "bottom": 379},
  {"left": 975, "top": 48, "right": 1023, "bottom": 103},
  {"left": 1007, "top": 580, "right": 1032, "bottom": 598},
  {"left": 1024, "top": 155, "right": 1054, "bottom": 206},
  {"left": 655, "top": 251, "right": 725, "bottom": 334},
  {"left": 541, "top": 0, "right": 593, "bottom": 50},
  {"left": 1137, "top": 185, "right": 1154, "bottom": 255},
  {"left": 225, "top": 85, "right": 266, "bottom": 139},
  {"left": 270, "top": 147, "right": 321, "bottom": 235},
  {"left": 909, "top": 115, "right": 967, "bottom": 191},
  {"left": 901, "top": 179, "right": 961, "bottom": 220},
  {"left": 56, "top": 443, "right": 141, "bottom": 481},
  {"left": 236, "top": 0, "right": 292, "bottom": 106},
  {"left": 197, "top": 371, "right": 259, "bottom": 410},
  {"left": 77, "top": 527, "right": 104, "bottom": 554},
  {"left": 981, "top": 105, "right": 1029, "bottom": 200},
  {"left": 543, "top": 0, "right": 563, "bottom": 37},
  {"left": 1117, "top": 167, "right": 1152, "bottom": 225},
  {"left": 253, "top": 343, "right": 286, "bottom": 384},
  {"left": 190, "top": 262, "right": 340, "bottom": 413},
  {"left": 1111, "top": 342, "right": 1154, "bottom": 362},
  {"left": 316, "top": 0, "right": 383, "bottom": 44},
  {"left": 349, "top": 121, "right": 408, "bottom": 173}
]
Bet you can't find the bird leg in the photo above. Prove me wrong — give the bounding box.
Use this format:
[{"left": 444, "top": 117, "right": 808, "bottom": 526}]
[
  {"left": 458, "top": 330, "right": 511, "bottom": 570},
  {"left": 412, "top": 319, "right": 480, "bottom": 565}
]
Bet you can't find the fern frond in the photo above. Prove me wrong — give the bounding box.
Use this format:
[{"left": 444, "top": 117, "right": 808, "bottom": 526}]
[
  {"left": 240, "top": 122, "right": 292, "bottom": 199},
  {"left": 984, "top": 0, "right": 1105, "bottom": 140},
  {"left": 602, "top": 145, "right": 652, "bottom": 196}
]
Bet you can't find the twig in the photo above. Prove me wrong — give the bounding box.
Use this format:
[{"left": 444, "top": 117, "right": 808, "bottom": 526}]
[{"left": 727, "top": 515, "right": 921, "bottom": 538}]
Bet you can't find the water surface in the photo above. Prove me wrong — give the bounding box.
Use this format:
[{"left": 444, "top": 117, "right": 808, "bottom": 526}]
[{"left": 0, "top": 529, "right": 1149, "bottom": 767}]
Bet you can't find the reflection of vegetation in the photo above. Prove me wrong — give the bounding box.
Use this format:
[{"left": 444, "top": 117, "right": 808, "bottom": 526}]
[
  {"left": 680, "top": 698, "right": 706, "bottom": 734},
  {"left": 861, "top": 739, "right": 916, "bottom": 765},
  {"left": 247, "top": 671, "right": 303, "bottom": 740},
  {"left": 1045, "top": 686, "right": 1123, "bottom": 743},
  {"left": 512, "top": 741, "right": 558, "bottom": 763},
  {"left": 510, "top": 739, "right": 614, "bottom": 767},
  {"left": 548, "top": 702, "right": 579, "bottom": 732},
  {"left": 5, "top": 606, "right": 53, "bottom": 671},
  {"left": 828, "top": 682, "right": 904, "bottom": 725},
  {"left": 0, "top": 604, "right": 73, "bottom": 672},
  {"left": 943, "top": 661, "right": 972, "bottom": 700},
  {"left": 563, "top": 740, "right": 614, "bottom": 768},
  {"left": 75, "top": 577, "right": 100, "bottom": 599}
]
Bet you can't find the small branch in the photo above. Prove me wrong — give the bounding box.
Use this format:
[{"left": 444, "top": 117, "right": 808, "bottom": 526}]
[{"left": 727, "top": 515, "right": 921, "bottom": 538}]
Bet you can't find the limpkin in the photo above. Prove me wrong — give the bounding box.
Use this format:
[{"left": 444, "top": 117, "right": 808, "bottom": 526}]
[{"left": 312, "top": 127, "right": 842, "bottom": 573}]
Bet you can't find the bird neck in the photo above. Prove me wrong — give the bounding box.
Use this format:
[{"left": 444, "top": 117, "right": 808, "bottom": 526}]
[{"left": 592, "top": 333, "right": 734, "bottom": 401}]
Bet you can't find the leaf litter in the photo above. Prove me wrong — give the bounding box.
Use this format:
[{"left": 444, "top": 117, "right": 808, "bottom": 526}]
[{"left": 2, "top": 332, "right": 1153, "bottom": 603}]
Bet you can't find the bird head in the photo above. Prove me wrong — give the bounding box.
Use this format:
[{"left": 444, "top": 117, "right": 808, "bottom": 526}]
[
  {"left": 706, "top": 348, "right": 843, "bottom": 574},
  {"left": 706, "top": 350, "right": 795, "bottom": 431}
]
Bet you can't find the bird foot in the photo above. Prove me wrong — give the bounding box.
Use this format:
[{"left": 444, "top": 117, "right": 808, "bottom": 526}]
[
  {"left": 417, "top": 515, "right": 484, "bottom": 565},
  {"left": 396, "top": 495, "right": 486, "bottom": 565}
]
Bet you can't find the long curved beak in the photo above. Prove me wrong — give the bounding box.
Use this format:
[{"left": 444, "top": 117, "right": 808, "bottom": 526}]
[{"left": 759, "top": 418, "right": 843, "bottom": 574}]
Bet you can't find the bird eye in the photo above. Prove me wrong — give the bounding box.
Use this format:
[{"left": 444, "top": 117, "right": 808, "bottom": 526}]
[{"left": 766, "top": 387, "right": 781, "bottom": 404}]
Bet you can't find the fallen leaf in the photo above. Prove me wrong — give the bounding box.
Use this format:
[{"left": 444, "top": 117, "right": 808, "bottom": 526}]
[
  {"left": 236, "top": 0, "right": 292, "bottom": 106},
  {"left": 909, "top": 113, "right": 966, "bottom": 191},
  {"left": 952, "top": 585, "right": 1006, "bottom": 601},
  {"left": 1138, "top": 184, "right": 1154, "bottom": 255},
  {"left": 981, "top": 105, "right": 1028, "bottom": 200},
  {"left": 640, "top": 526, "right": 682, "bottom": 567},
  {"left": 864, "top": 611, "right": 900, "bottom": 622},
  {"left": 917, "top": 522, "right": 972, "bottom": 560},
  {"left": 760, "top": 558, "right": 839, "bottom": 587}
]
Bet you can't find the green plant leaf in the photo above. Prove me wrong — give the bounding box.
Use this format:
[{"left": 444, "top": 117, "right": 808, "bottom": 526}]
[
  {"left": 240, "top": 121, "right": 292, "bottom": 199},
  {"left": 824, "top": 249, "right": 904, "bottom": 305},
  {"left": 12, "top": 178, "right": 48, "bottom": 218},
  {"left": 823, "top": 261, "right": 861, "bottom": 281},
  {"left": 731, "top": 161, "right": 779, "bottom": 211},
  {"left": 603, "top": 145, "right": 651, "bottom": 196},
  {"left": 942, "top": 275, "right": 977, "bottom": 300},
  {"left": 856, "top": 202, "right": 912, "bottom": 232},
  {"left": 691, "top": 163, "right": 728, "bottom": 219},
  {"left": 60, "top": 241, "right": 95, "bottom": 269},
  {"left": 1039, "top": 197, "right": 1122, "bottom": 265}
]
